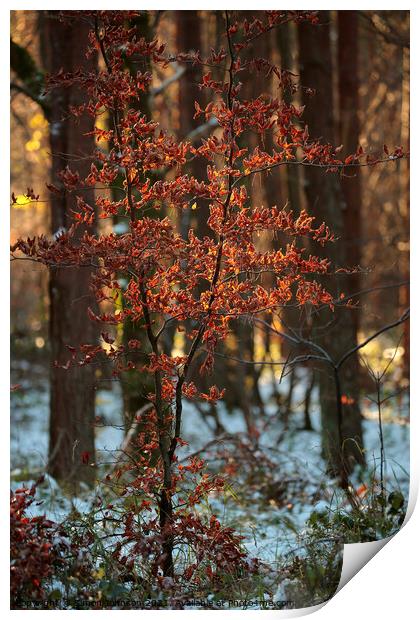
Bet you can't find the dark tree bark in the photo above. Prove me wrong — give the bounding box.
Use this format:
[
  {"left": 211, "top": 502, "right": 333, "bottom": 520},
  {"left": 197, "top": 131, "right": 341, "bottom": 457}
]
[
  {"left": 176, "top": 10, "right": 208, "bottom": 237},
  {"left": 337, "top": 9, "right": 364, "bottom": 440},
  {"left": 175, "top": 11, "right": 212, "bottom": 406},
  {"left": 277, "top": 21, "right": 301, "bottom": 218},
  {"left": 298, "top": 11, "right": 364, "bottom": 478},
  {"left": 338, "top": 11, "right": 362, "bottom": 303},
  {"left": 119, "top": 13, "right": 157, "bottom": 428},
  {"left": 40, "top": 11, "right": 97, "bottom": 489},
  {"left": 276, "top": 21, "right": 305, "bottom": 421}
]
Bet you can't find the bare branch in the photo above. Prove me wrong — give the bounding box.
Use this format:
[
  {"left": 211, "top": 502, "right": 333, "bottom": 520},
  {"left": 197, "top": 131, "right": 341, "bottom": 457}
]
[
  {"left": 337, "top": 308, "right": 409, "bottom": 370},
  {"left": 149, "top": 62, "right": 186, "bottom": 99}
]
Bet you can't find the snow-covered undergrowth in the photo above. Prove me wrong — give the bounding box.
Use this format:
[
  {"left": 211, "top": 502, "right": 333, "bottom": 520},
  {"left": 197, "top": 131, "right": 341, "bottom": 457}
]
[{"left": 10, "top": 359, "right": 409, "bottom": 609}]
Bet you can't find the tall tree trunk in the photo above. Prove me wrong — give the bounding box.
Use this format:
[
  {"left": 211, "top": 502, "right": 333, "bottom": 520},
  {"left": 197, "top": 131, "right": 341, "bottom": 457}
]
[
  {"left": 277, "top": 21, "right": 306, "bottom": 421},
  {"left": 176, "top": 11, "right": 213, "bottom": 396},
  {"left": 399, "top": 44, "right": 410, "bottom": 383},
  {"left": 298, "top": 11, "right": 364, "bottom": 479},
  {"left": 119, "top": 13, "right": 157, "bottom": 429},
  {"left": 40, "top": 11, "right": 97, "bottom": 489},
  {"left": 277, "top": 21, "right": 301, "bottom": 219},
  {"left": 176, "top": 10, "right": 207, "bottom": 237},
  {"left": 337, "top": 9, "right": 364, "bottom": 455}
]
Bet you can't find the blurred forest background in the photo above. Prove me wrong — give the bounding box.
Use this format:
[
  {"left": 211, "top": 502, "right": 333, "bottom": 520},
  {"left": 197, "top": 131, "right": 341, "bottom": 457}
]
[{"left": 10, "top": 9, "right": 409, "bottom": 486}]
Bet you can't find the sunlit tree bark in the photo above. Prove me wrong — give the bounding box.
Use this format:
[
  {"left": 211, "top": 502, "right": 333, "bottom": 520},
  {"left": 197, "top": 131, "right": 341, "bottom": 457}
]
[{"left": 40, "top": 11, "right": 97, "bottom": 488}]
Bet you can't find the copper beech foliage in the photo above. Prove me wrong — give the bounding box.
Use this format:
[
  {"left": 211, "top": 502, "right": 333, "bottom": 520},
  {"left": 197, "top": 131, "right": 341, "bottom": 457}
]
[
  {"left": 11, "top": 10, "right": 406, "bottom": 581},
  {"left": 10, "top": 478, "right": 94, "bottom": 604},
  {"left": 10, "top": 481, "right": 61, "bottom": 602}
]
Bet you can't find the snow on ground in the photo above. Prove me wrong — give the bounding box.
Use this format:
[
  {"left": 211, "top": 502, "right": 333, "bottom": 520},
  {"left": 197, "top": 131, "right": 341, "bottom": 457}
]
[{"left": 10, "top": 360, "right": 409, "bottom": 567}]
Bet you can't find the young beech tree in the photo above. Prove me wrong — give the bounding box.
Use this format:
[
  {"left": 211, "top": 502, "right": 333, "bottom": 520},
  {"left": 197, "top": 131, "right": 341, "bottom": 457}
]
[{"left": 11, "top": 10, "right": 405, "bottom": 577}]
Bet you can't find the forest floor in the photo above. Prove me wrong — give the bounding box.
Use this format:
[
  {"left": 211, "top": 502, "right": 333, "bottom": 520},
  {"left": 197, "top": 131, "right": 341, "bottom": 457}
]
[{"left": 10, "top": 352, "right": 410, "bottom": 609}]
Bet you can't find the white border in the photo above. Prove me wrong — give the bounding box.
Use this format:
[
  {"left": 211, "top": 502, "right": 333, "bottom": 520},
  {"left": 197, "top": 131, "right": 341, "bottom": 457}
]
[{"left": 3, "top": 3, "right": 418, "bottom": 619}]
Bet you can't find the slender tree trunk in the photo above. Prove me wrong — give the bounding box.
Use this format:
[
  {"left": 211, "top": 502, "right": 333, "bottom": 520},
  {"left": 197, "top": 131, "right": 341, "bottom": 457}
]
[
  {"left": 303, "top": 371, "right": 315, "bottom": 431},
  {"left": 40, "top": 11, "right": 97, "bottom": 489},
  {"left": 298, "top": 12, "right": 364, "bottom": 478}
]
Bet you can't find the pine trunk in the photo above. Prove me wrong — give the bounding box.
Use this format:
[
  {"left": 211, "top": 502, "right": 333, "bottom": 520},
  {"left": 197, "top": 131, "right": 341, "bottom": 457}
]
[
  {"left": 40, "top": 11, "right": 97, "bottom": 489},
  {"left": 298, "top": 12, "right": 364, "bottom": 478}
]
